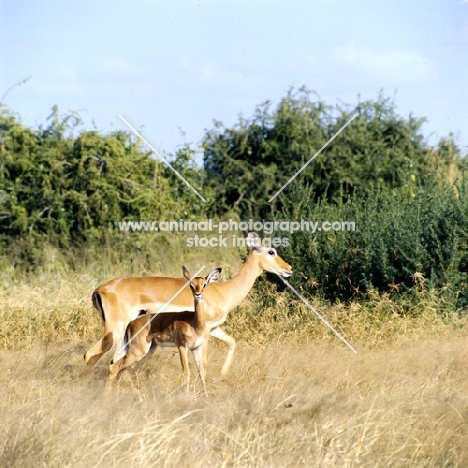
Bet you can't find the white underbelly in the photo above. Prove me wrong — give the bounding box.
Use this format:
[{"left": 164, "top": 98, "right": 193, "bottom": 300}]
[
  {"left": 193, "top": 337, "right": 204, "bottom": 348},
  {"left": 209, "top": 319, "right": 224, "bottom": 330},
  {"left": 153, "top": 337, "right": 204, "bottom": 349},
  {"left": 154, "top": 340, "right": 177, "bottom": 348}
]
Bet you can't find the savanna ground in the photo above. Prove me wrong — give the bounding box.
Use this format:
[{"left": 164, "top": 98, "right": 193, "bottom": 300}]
[{"left": 1, "top": 266, "right": 468, "bottom": 467}]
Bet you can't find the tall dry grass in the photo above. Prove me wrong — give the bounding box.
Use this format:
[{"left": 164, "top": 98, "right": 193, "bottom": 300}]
[{"left": 1, "top": 272, "right": 467, "bottom": 466}]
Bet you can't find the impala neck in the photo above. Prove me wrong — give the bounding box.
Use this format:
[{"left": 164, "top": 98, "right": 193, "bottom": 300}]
[
  {"left": 221, "top": 252, "right": 263, "bottom": 311},
  {"left": 194, "top": 300, "right": 205, "bottom": 333}
]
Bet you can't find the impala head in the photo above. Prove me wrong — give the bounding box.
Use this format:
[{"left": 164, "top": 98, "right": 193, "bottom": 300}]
[
  {"left": 182, "top": 266, "right": 222, "bottom": 303},
  {"left": 244, "top": 231, "right": 293, "bottom": 278}
]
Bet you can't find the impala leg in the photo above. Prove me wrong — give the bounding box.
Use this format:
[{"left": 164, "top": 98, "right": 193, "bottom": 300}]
[
  {"left": 178, "top": 345, "right": 190, "bottom": 393},
  {"left": 110, "top": 321, "right": 130, "bottom": 364},
  {"left": 202, "top": 339, "right": 208, "bottom": 378},
  {"left": 147, "top": 340, "right": 158, "bottom": 357},
  {"left": 209, "top": 327, "right": 236, "bottom": 376},
  {"left": 84, "top": 317, "right": 127, "bottom": 366},
  {"left": 191, "top": 345, "right": 207, "bottom": 395},
  {"left": 84, "top": 332, "right": 114, "bottom": 366},
  {"left": 108, "top": 335, "right": 152, "bottom": 381}
]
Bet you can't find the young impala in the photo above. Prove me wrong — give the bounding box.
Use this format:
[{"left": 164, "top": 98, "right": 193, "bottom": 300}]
[
  {"left": 108, "top": 267, "right": 221, "bottom": 394},
  {"left": 86, "top": 231, "right": 292, "bottom": 375}
]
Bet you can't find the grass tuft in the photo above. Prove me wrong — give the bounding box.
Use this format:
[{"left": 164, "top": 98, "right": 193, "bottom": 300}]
[{"left": 0, "top": 272, "right": 467, "bottom": 466}]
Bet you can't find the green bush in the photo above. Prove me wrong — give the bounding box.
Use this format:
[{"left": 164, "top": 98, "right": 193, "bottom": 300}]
[
  {"left": 282, "top": 175, "right": 468, "bottom": 308},
  {"left": 0, "top": 105, "right": 209, "bottom": 269},
  {"left": 203, "top": 88, "right": 462, "bottom": 219},
  {"left": 1, "top": 93, "right": 467, "bottom": 314}
]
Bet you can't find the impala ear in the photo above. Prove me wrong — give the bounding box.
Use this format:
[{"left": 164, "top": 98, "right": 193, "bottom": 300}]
[
  {"left": 205, "top": 267, "right": 222, "bottom": 285},
  {"left": 244, "top": 231, "right": 262, "bottom": 250},
  {"left": 182, "top": 266, "right": 191, "bottom": 281}
]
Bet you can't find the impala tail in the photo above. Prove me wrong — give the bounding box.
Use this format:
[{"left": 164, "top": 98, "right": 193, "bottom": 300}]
[
  {"left": 92, "top": 291, "right": 105, "bottom": 321},
  {"left": 122, "top": 323, "right": 130, "bottom": 357}
]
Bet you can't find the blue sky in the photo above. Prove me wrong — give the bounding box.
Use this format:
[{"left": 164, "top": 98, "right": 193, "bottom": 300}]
[{"left": 1, "top": 0, "right": 467, "bottom": 156}]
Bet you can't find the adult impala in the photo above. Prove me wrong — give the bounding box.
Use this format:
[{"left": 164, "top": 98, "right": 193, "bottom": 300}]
[
  {"left": 108, "top": 266, "right": 221, "bottom": 394},
  {"left": 85, "top": 231, "right": 292, "bottom": 374}
]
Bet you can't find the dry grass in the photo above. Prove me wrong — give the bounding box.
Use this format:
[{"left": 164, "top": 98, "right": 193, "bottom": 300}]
[
  {"left": 1, "top": 335, "right": 467, "bottom": 467},
  {"left": 1, "top": 274, "right": 468, "bottom": 467}
]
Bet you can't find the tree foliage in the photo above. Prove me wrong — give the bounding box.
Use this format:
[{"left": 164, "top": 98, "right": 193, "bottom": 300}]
[
  {"left": 203, "top": 88, "right": 462, "bottom": 219},
  {"left": 0, "top": 105, "right": 207, "bottom": 261},
  {"left": 1, "top": 91, "right": 467, "bottom": 309}
]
